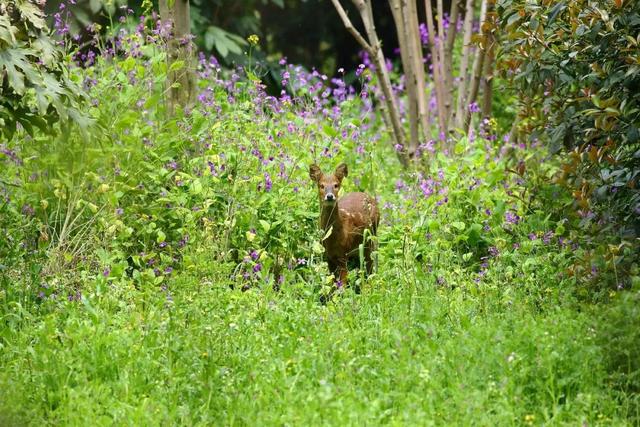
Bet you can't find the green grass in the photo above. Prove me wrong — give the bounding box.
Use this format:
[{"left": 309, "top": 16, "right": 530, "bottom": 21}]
[
  {"left": 1, "top": 266, "right": 638, "bottom": 425},
  {"left": 1, "top": 20, "right": 639, "bottom": 426}
]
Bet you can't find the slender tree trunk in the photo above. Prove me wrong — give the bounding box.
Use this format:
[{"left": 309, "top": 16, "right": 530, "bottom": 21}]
[
  {"left": 390, "top": 0, "right": 419, "bottom": 153},
  {"left": 480, "top": 0, "right": 496, "bottom": 118},
  {"left": 424, "top": 0, "right": 446, "bottom": 136},
  {"left": 330, "top": 0, "right": 409, "bottom": 167},
  {"left": 463, "top": 0, "right": 488, "bottom": 133},
  {"left": 444, "top": 0, "right": 459, "bottom": 130},
  {"left": 465, "top": 48, "right": 485, "bottom": 133},
  {"left": 480, "top": 41, "right": 494, "bottom": 118},
  {"left": 360, "top": 0, "right": 408, "bottom": 163},
  {"left": 436, "top": 0, "right": 450, "bottom": 125},
  {"left": 454, "top": 0, "right": 475, "bottom": 129},
  {"left": 404, "top": 0, "right": 430, "bottom": 144},
  {"left": 159, "top": 0, "right": 195, "bottom": 114}
]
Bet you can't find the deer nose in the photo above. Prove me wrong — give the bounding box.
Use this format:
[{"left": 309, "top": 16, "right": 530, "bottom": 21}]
[{"left": 325, "top": 193, "right": 335, "bottom": 202}]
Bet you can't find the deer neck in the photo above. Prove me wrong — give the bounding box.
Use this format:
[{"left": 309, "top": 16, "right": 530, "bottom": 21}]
[{"left": 320, "top": 201, "right": 343, "bottom": 234}]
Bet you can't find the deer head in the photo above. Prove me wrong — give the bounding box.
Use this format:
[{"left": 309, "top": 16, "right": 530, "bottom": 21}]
[{"left": 309, "top": 163, "right": 348, "bottom": 205}]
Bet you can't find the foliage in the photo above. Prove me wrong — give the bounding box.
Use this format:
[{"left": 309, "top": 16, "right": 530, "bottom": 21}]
[
  {"left": 0, "top": 7, "right": 638, "bottom": 425},
  {"left": 0, "top": 0, "right": 91, "bottom": 139},
  {"left": 498, "top": 0, "right": 640, "bottom": 293},
  {"left": 2, "top": 268, "right": 639, "bottom": 425}
]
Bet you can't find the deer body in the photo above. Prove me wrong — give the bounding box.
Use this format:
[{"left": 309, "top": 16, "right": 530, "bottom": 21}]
[{"left": 310, "top": 164, "right": 379, "bottom": 287}]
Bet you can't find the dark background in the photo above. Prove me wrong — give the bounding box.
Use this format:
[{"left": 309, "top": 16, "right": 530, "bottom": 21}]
[{"left": 48, "top": 0, "right": 454, "bottom": 80}]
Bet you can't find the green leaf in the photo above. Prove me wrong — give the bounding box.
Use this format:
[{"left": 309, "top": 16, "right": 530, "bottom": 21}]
[
  {"left": 312, "top": 241, "right": 324, "bottom": 254},
  {"left": 323, "top": 124, "right": 338, "bottom": 138},
  {"left": 467, "top": 223, "right": 483, "bottom": 246},
  {"left": 169, "top": 60, "right": 185, "bottom": 72},
  {"left": 90, "top": 0, "right": 103, "bottom": 13},
  {"left": 322, "top": 225, "right": 333, "bottom": 241},
  {"left": 547, "top": 2, "right": 566, "bottom": 25},
  {"left": 17, "top": 1, "right": 47, "bottom": 30},
  {"left": 205, "top": 26, "right": 247, "bottom": 58},
  {"left": 191, "top": 178, "right": 203, "bottom": 194},
  {"left": 0, "top": 15, "right": 17, "bottom": 44},
  {"left": 451, "top": 221, "right": 466, "bottom": 231}
]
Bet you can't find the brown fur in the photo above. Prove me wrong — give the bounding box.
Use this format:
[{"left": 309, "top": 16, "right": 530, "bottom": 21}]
[{"left": 309, "top": 163, "right": 380, "bottom": 287}]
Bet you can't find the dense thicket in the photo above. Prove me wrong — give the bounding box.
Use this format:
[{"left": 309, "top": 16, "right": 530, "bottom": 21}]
[{"left": 499, "top": 0, "right": 640, "bottom": 292}]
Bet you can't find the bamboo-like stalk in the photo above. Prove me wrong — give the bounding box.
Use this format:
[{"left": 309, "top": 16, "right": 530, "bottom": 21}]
[
  {"left": 480, "top": 40, "right": 495, "bottom": 118},
  {"left": 360, "top": 0, "right": 409, "bottom": 166},
  {"left": 390, "top": 0, "right": 419, "bottom": 153},
  {"left": 328, "top": 0, "right": 371, "bottom": 52},
  {"left": 444, "top": 0, "right": 460, "bottom": 129},
  {"left": 329, "top": 0, "right": 408, "bottom": 167},
  {"left": 436, "top": 0, "right": 450, "bottom": 124},
  {"left": 404, "top": 0, "right": 430, "bottom": 144},
  {"left": 463, "top": 0, "right": 488, "bottom": 133},
  {"left": 424, "top": 0, "right": 446, "bottom": 135},
  {"left": 159, "top": 0, "right": 195, "bottom": 114},
  {"left": 454, "top": 0, "right": 475, "bottom": 129},
  {"left": 480, "top": 0, "right": 496, "bottom": 118}
]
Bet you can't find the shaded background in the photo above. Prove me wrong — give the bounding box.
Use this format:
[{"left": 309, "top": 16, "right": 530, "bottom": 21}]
[{"left": 46, "top": 0, "right": 453, "bottom": 84}]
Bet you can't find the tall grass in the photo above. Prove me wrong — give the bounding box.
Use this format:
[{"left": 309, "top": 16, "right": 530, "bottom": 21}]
[{"left": 0, "top": 13, "right": 638, "bottom": 426}]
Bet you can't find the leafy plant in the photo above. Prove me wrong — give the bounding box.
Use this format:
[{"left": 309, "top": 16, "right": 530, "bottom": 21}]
[
  {"left": 0, "top": 0, "right": 91, "bottom": 139},
  {"left": 498, "top": 0, "right": 640, "bottom": 292}
]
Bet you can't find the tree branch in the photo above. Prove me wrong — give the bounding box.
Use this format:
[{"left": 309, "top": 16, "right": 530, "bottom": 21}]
[{"left": 329, "top": 0, "right": 373, "bottom": 54}]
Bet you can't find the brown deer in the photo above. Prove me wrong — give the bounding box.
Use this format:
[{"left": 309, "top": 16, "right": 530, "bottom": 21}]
[{"left": 309, "top": 163, "right": 379, "bottom": 289}]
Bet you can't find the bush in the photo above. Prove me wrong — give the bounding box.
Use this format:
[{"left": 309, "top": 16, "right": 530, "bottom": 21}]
[
  {"left": 0, "top": 0, "right": 90, "bottom": 138},
  {"left": 498, "top": 0, "right": 640, "bottom": 294}
]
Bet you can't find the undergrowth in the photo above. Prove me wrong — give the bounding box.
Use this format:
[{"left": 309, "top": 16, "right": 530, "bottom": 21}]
[{"left": 0, "top": 14, "right": 638, "bottom": 426}]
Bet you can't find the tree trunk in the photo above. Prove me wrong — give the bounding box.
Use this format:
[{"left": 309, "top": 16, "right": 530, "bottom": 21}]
[
  {"left": 391, "top": 0, "right": 430, "bottom": 157},
  {"left": 463, "top": 0, "right": 488, "bottom": 133},
  {"left": 424, "top": 0, "right": 446, "bottom": 137},
  {"left": 444, "top": 0, "right": 459, "bottom": 131},
  {"left": 390, "top": 0, "right": 419, "bottom": 154},
  {"left": 454, "top": 0, "right": 475, "bottom": 130},
  {"left": 404, "top": 0, "right": 430, "bottom": 145},
  {"left": 480, "top": 0, "right": 496, "bottom": 119},
  {"left": 436, "top": 0, "right": 450, "bottom": 126},
  {"left": 330, "top": 0, "right": 409, "bottom": 167},
  {"left": 159, "top": 0, "right": 195, "bottom": 115}
]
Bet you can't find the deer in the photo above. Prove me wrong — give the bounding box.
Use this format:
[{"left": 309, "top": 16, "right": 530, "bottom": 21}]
[{"left": 309, "top": 163, "right": 379, "bottom": 291}]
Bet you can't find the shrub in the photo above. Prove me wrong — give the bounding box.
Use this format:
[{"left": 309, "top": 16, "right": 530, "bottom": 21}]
[
  {"left": 0, "top": 0, "right": 91, "bottom": 138},
  {"left": 498, "top": 0, "right": 640, "bottom": 294}
]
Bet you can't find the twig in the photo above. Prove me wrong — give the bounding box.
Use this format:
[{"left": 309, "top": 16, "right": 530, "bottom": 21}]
[{"left": 329, "top": 0, "right": 373, "bottom": 54}]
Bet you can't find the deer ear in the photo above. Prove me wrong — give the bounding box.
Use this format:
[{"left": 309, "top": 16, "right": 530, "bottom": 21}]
[
  {"left": 309, "top": 164, "right": 322, "bottom": 183},
  {"left": 335, "top": 163, "right": 348, "bottom": 180}
]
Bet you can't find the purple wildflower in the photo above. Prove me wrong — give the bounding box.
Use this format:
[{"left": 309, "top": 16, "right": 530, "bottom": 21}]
[
  {"left": 505, "top": 211, "right": 520, "bottom": 225},
  {"left": 264, "top": 172, "right": 273, "bottom": 192}
]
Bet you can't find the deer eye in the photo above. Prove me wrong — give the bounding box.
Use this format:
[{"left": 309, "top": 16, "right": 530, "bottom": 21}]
[{"left": 334, "top": 184, "right": 339, "bottom": 189}]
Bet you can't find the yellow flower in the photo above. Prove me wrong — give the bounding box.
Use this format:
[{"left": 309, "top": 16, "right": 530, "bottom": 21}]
[{"left": 247, "top": 34, "right": 260, "bottom": 46}]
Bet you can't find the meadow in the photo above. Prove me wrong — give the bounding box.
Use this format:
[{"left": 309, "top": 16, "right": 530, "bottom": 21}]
[{"left": 1, "top": 9, "right": 639, "bottom": 426}]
